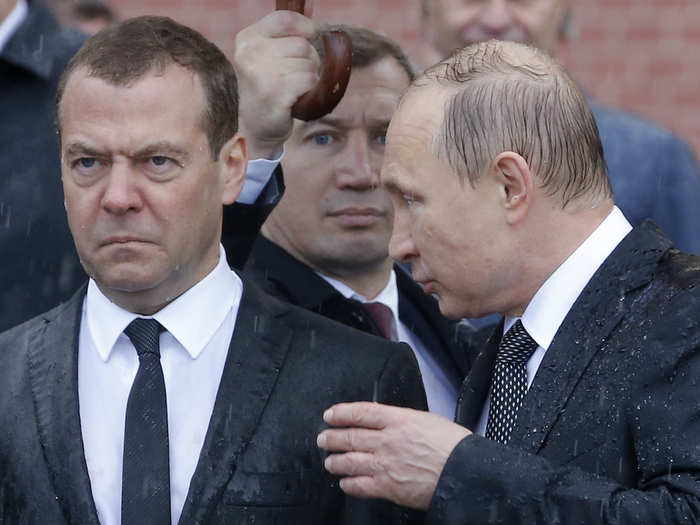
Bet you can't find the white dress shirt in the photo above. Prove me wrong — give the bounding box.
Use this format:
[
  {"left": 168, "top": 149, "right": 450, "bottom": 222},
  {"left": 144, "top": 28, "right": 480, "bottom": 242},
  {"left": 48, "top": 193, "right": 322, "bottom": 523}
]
[
  {"left": 0, "top": 0, "right": 27, "bottom": 53},
  {"left": 319, "top": 270, "right": 458, "bottom": 419},
  {"left": 475, "top": 206, "right": 633, "bottom": 435},
  {"left": 79, "top": 155, "right": 278, "bottom": 524},
  {"left": 239, "top": 148, "right": 283, "bottom": 203},
  {"left": 79, "top": 245, "right": 242, "bottom": 525}
]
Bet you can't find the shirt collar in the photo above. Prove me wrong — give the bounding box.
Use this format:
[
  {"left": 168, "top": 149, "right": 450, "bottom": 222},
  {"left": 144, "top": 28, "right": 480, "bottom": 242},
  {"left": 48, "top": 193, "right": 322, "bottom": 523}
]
[
  {"left": 507, "top": 206, "right": 632, "bottom": 348},
  {"left": 0, "top": 0, "right": 27, "bottom": 53},
  {"left": 317, "top": 269, "right": 400, "bottom": 321},
  {"left": 86, "top": 245, "right": 241, "bottom": 362}
]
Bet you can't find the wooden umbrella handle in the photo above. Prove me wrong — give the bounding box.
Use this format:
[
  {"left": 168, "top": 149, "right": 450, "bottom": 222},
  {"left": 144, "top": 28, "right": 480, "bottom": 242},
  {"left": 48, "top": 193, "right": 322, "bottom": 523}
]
[{"left": 275, "top": 0, "right": 352, "bottom": 121}]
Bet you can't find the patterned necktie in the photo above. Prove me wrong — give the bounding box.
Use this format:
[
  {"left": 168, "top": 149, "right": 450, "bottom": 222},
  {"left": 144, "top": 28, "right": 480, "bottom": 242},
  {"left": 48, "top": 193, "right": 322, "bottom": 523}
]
[
  {"left": 485, "top": 320, "right": 538, "bottom": 445},
  {"left": 363, "top": 302, "right": 393, "bottom": 340},
  {"left": 121, "top": 318, "right": 171, "bottom": 525}
]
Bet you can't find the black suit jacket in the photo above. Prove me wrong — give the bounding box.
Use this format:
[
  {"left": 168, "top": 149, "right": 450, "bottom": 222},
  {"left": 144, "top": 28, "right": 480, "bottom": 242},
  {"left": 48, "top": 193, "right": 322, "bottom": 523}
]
[
  {"left": 0, "top": 0, "right": 87, "bottom": 332},
  {"left": 426, "top": 221, "right": 700, "bottom": 524},
  {"left": 243, "top": 235, "right": 473, "bottom": 395},
  {"left": 0, "top": 275, "right": 427, "bottom": 524}
]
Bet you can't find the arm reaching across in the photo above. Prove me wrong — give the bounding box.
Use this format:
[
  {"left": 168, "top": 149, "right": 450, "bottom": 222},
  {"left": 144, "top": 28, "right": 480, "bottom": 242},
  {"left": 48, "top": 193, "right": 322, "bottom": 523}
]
[{"left": 318, "top": 402, "right": 469, "bottom": 510}]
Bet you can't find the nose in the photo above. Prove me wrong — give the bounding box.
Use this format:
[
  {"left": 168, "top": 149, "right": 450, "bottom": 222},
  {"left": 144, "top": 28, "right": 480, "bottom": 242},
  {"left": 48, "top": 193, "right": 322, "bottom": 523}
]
[
  {"left": 388, "top": 205, "right": 418, "bottom": 264},
  {"left": 480, "top": 0, "right": 514, "bottom": 33},
  {"left": 335, "top": 132, "right": 380, "bottom": 191},
  {"left": 100, "top": 160, "right": 142, "bottom": 215}
]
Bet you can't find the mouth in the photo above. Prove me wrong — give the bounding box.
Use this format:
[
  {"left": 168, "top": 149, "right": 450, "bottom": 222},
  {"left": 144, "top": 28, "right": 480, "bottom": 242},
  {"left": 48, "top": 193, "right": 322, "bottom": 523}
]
[
  {"left": 326, "top": 207, "right": 385, "bottom": 227},
  {"left": 415, "top": 277, "right": 436, "bottom": 295},
  {"left": 99, "top": 236, "right": 149, "bottom": 247}
]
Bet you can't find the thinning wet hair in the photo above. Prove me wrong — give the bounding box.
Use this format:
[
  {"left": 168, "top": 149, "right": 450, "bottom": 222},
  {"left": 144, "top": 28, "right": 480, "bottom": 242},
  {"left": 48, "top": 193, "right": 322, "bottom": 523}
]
[
  {"left": 421, "top": 40, "right": 611, "bottom": 207},
  {"left": 56, "top": 16, "right": 238, "bottom": 158}
]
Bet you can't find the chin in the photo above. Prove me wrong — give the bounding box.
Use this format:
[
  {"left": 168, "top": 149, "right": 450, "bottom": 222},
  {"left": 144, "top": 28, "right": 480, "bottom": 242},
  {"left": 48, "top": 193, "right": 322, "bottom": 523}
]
[
  {"left": 91, "top": 266, "right": 165, "bottom": 294},
  {"left": 437, "top": 295, "right": 480, "bottom": 321}
]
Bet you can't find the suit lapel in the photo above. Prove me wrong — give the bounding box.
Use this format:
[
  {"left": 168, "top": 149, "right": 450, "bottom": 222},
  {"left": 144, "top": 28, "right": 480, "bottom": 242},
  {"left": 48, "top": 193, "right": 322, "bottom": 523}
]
[
  {"left": 179, "top": 277, "right": 293, "bottom": 524},
  {"left": 509, "top": 222, "right": 670, "bottom": 454},
  {"left": 454, "top": 321, "right": 502, "bottom": 430},
  {"left": 27, "top": 285, "right": 101, "bottom": 525}
]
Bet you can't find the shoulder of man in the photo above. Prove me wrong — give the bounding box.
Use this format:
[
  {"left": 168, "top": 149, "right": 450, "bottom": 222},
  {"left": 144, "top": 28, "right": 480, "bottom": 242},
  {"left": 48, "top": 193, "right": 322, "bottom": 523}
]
[
  {"left": 4, "top": 0, "right": 86, "bottom": 78},
  {"left": 0, "top": 284, "right": 83, "bottom": 352},
  {"left": 589, "top": 99, "right": 696, "bottom": 160},
  {"left": 240, "top": 276, "right": 428, "bottom": 410}
]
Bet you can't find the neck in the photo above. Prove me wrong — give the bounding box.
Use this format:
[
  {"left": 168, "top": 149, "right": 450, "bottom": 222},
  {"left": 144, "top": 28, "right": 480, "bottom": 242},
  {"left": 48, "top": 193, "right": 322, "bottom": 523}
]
[
  {"left": 319, "top": 257, "right": 394, "bottom": 300},
  {"left": 261, "top": 225, "right": 395, "bottom": 300},
  {"left": 504, "top": 198, "right": 614, "bottom": 318}
]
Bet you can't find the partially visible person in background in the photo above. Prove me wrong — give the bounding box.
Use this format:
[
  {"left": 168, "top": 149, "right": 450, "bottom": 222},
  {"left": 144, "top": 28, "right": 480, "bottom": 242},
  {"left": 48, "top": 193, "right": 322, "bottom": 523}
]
[
  {"left": 0, "top": 0, "right": 87, "bottom": 332},
  {"left": 52, "top": 0, "right": 116, "bottom": 35},
  {"left": 420, "top": 0, "right": 700, "bottom": 255},
  {"left": 232, "top": 14, "right": 473, "bottom": 419}
]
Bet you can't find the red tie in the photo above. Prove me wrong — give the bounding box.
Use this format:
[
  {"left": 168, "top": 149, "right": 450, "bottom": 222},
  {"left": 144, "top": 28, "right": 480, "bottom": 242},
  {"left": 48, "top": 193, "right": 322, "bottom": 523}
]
[{"left": 363, "top": 302, "right": 393, "bottom": 340}]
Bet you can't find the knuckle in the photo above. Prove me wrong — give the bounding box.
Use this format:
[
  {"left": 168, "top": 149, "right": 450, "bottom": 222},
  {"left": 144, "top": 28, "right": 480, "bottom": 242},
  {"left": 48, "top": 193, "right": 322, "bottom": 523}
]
[
  {"left": 274, "top": 10, "right": 299, "bottom": 31},
  {"left": 347, "top": 428, "right": 360, "bottom": 450}
]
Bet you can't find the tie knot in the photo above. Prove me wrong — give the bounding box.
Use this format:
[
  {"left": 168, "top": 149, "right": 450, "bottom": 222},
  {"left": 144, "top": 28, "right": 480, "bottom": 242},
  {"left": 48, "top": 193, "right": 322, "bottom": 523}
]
[
  {"left": 363, "top": 302, "right": 393, "bottom": 340},
  {"left": 124, "top": 318, "right": 165, "bottom": 358},
  {"left": 497, "top": 320, "right": 538, "bottom": 364}
]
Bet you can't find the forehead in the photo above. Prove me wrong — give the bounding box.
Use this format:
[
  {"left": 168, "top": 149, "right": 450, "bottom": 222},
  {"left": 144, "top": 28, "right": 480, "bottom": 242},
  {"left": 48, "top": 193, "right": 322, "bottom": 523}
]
[
  {"left": 59, "top": 64, "right": 207, "bottom": 144},
  {"left": 382, "top": 85, "right": 449, "bottom": 188},
  {"left": 306, "top": 56, "right": 410, "bottom": 128}
]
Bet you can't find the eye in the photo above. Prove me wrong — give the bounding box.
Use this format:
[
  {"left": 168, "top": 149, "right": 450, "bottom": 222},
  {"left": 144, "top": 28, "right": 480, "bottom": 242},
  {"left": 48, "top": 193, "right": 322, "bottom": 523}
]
[
  {"left": 375, "top": 133, "right": 387, "bottom": 146},
  {"left": 72, "top": 157, "right": 104, "bottom": 173},
  {"left": 150, "top": 156, "right": 170, "bottom": 167},
  {"left": 69, "top": 156, "right": 107, "bottom": 185},
  {"left": 403, "top": 194, "right": 415, "bottom": 206},
  {"left": 311, "top": 134, "right": 333, "bottom": 146},
  {"left": 142, "top": 155, "right": 179, "bottom": 178},
  {"left": 77, "top": 158, "right": 97, "bottom": 169}
]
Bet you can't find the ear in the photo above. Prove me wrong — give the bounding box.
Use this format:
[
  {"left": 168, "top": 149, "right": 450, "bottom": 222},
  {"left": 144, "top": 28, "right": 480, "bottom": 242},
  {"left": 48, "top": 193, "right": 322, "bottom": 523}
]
[
  {"left": 491, "top": 151, "right": 533, "bottom": 225},
  {"left": 217, "top": 132, "right": 248, "bottom": 206}
]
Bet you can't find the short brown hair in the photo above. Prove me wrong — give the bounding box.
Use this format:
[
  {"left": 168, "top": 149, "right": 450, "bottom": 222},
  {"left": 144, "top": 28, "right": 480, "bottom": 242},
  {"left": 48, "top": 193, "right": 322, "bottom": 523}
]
[
  {"left": 56, "top": 16, "right": 238, "bottom": 158},
  {"left": 313, "top": 24, "right": 415, "bottom": 82},
  {"left": 422, "top": 40, "right": 611, "bottom": 207}
]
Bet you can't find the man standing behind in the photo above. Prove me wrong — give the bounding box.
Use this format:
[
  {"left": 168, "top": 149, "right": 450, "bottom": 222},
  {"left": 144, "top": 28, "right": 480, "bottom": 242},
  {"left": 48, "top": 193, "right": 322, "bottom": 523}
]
[
  {"left": 0, "top": 0, "right": 87, "bottom": 331},
  {"left": 318, "top": 41, "right": 700, "bottom": 523},
  {"left": 420, "top": 0, "right": 700, "bottom": 255},
  {"left": 0, "top": 16, "right": 425, "bottom": 524},
  {"left": 232, "top": 15, "right": 471, "bottom": 420}
]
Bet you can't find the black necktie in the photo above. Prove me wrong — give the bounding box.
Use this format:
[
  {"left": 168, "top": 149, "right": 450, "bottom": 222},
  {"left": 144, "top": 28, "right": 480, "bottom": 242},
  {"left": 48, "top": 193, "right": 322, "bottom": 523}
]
[
  {"left": 485, "top": 320, "right": 538, "bottom": 445},
  {"left": 122, "top": 318, "right": 171, "bottom": 525},
  {"left": 363, "top": 302, "right": 393, "bottom": 340}
]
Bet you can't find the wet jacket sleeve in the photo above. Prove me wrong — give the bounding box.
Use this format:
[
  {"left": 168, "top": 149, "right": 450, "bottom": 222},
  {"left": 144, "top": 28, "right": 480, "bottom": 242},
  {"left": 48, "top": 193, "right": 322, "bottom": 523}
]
[
  {"left": 221, "top": 165, "right": 284, "bottom": 270},
  {"left": 425, "top": 289, "right": 700, "bottom": 525}
]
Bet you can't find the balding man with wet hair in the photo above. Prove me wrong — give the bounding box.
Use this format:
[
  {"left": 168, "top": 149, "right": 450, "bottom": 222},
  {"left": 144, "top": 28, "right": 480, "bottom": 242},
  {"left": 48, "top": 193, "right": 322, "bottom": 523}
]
[
  {"left": 418, "top": 0, "right": 700, "bottom": 256},
  {"left": 318, "top": 40, "right": 700, "bottom": 524}
]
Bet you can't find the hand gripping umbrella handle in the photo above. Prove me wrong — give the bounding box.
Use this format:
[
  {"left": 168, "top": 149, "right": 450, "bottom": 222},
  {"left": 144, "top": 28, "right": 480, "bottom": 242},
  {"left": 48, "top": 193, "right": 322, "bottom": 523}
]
[{"left": 275, "top": 0, "right": 352, "bottom": 121}]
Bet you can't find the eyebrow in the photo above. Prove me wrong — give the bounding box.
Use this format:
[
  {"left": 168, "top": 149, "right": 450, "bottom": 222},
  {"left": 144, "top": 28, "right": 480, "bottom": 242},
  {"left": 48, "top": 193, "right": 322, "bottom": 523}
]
[
  {"left": 131, "top": 142, "right": 190, "bottom": 162},
  {"left": 64, "top": 142, "right": 106, "bottom": 158},
  {"left": 381, "top": 176, "right": 403, "bottom": 194},
  {"left": 297, "top": 115, "right": 392, "bottom": 132},
  {"left": 63, "top": 141, "right": 190, "bottom": 162}
]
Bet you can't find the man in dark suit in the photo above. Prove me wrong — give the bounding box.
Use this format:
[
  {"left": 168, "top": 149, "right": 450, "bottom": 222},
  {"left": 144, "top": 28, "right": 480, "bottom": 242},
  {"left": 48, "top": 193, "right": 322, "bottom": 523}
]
[
  {"left": 0, "top": 0, "right": 87, "bottom": 332},
  {"left": 318, "top": 41, "right": 700, "bottom": 523},
  {"left": 0, "top": 16, "right": 426, "bottom": 524},
  {"left": 230, "top": 15, "right": 471, "bottom": 419},
  {"left": 419, "top": 0, "right": 700, "bottom": 255}
]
